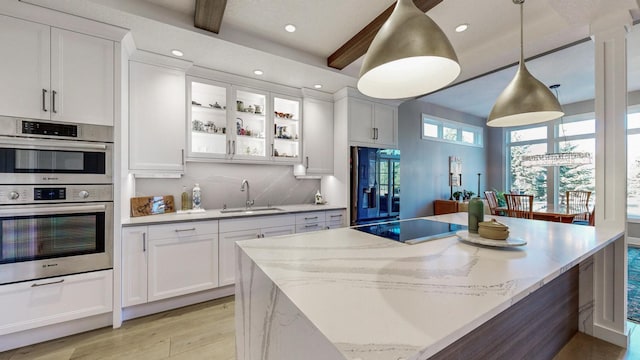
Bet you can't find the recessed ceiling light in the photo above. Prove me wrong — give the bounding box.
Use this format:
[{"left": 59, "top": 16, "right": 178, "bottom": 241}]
[
  {"left": 455, "top": 23, "right": 469, "bottom": 33},
  {"left": 284, "top": 24, "right": 296, "bottom": 33},
  {"left": 313, "top": 84, "right": 322, "bottom": 89},
  {"left": 253, "top": 69, "right": 264, "bottom": 75},
  {"left": 171, "top": 49, "right": 184, "bottom": 57}
]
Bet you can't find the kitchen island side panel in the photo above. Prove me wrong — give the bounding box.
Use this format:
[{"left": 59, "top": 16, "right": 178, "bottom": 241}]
[{"left": 235, "top": 245, "right": 346, "bottom": 360}]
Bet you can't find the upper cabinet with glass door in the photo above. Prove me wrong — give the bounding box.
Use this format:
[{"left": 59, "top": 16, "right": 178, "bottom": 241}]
[
  {"left": 272, "top": 94, "right": 301, "bottom": 163},
  {"left": 233, "top": 87, "right": 268, "bottom": 160},
  {"left": 188, "top": 77, "right": 230, "bottom": 160}
]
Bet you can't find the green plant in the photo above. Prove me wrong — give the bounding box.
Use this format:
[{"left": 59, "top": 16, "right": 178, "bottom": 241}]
[{"left": 453, "top": 191, "right": 463, "bottom": 200}]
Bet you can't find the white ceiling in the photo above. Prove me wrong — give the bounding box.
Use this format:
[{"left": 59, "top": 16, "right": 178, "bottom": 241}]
[{"left": 18, "top": 0, "right": 640, "bottom": 117}]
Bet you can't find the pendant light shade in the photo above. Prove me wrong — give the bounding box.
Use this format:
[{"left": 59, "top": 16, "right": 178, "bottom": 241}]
[
  {"left": 357, "top": 0, "right": 460, "bottom": 100},
  {"left": 487, "top": 0, "right": 563, "bottom": 127}
]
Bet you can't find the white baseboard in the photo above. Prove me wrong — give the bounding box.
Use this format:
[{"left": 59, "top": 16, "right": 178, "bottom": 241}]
[
  {"left": 122, "top": 285, "right": 234, "bottom": 321},
  {"left": 0, "top": 313, "right": 112, "bottom": 352},
  {"left": 593, "top": 323, "right": 630, "bottom": 348}
]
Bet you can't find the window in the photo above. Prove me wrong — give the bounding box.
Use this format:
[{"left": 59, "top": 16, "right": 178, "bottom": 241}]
[
  {"left": 628, "top": 112, "right": 640, "bottom": 217},
  {"left": 506, "top": 117, "right": 595, "bottom": 210},
  {"left": 422, "top": 114, "right": 483, "bottom": 147}
]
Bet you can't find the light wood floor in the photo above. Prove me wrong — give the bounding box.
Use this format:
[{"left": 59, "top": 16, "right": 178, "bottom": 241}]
[{"left": 1, "top": 295, "right": 639, "bottom": 360}]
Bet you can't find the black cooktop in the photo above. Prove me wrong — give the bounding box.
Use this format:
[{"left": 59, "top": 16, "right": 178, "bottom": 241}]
[{"left": 354, "top": 219, "right": 466, "bottom": 245}]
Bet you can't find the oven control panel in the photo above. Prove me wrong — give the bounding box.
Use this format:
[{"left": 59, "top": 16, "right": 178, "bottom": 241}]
[{"left": 0, "top": 185, "right": 113, "bottom": 204}]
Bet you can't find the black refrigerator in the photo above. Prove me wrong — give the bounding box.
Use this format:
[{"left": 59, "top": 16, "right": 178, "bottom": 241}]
[{"left": 350, "top": 146, "right": 400, "bottom": 225}]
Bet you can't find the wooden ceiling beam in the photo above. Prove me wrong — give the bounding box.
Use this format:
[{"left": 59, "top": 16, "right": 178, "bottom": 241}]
[
  {"left": 194, "top": 0, "right": 228, "bottom": 34},
  {"left": 327, "top": 0, "right": 443, "bottom": 70}
]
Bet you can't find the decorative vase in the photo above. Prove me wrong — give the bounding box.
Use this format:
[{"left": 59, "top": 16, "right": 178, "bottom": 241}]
[{"left": 468, "top": 197, "right": 484, "bottom": 234}]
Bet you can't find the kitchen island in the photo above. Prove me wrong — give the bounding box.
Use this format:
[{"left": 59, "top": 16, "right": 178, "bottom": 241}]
[{"left": 235, "top": 212, "right": 624, "bottom": 360}]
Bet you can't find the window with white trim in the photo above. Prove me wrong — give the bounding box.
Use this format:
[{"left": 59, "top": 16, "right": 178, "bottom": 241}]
[{"left": 421, "top": 115, "right": 483, "bottom": 147}]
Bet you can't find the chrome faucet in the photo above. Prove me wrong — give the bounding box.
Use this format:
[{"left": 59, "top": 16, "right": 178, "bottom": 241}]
[{"left": 240, "top": 179, "right": 254, "bottom": 209}]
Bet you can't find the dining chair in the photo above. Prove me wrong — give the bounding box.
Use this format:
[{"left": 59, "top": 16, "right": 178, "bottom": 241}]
[
  {"left": 484, "top": 191, "right": 500, "bottom": 215},
  {"left": 504, "top": 194, "right": 534, "bottom": 219},
  {"left": 566, "top": 190, "right": 591, "bottom": 222}
]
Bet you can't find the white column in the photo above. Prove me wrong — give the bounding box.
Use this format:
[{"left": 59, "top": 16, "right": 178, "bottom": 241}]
[{"left": 590, "top": 8, "right": 633, "bottom": 347}]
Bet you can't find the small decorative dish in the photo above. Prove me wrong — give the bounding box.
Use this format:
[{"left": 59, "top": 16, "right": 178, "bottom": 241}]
[{"left": 456, "top": 230, "right": 527, "bottom": 247}]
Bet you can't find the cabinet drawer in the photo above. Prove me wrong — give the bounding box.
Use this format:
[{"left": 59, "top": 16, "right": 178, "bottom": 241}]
[
  {"left": 0, "top": 270, "right": 112, "bottom": 336},
  {"left": 220, "top": 214, "right": 294, "bottom": 233},
  {"left": 326, "top": 210, "right": 346, "bottom": 227},
  {"left": 148, "top": 220, "right": 218, "bottom": 240},
  {"left": 296, "top": 222, "right": 325, "bottom": 233},
  {"left": 295, "top": 211, "right": 325, "bottom": 224}
]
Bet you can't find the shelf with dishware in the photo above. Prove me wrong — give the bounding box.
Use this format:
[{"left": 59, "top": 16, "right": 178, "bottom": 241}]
[{"left": 186, "top": 76, "right": 304, "bottom": 164}]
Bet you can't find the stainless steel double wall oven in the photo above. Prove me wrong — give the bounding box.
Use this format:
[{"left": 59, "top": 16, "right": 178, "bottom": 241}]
[{"left": 0, "top": 117, "right": 114, "bottom": 284}]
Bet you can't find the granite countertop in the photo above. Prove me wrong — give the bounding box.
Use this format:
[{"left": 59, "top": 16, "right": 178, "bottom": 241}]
[
  {"left": 236, "top": 212, "right": 624, "bottom": 360},
  {"left": 121, "top": 203, "right": 346, "bottom": 226}
]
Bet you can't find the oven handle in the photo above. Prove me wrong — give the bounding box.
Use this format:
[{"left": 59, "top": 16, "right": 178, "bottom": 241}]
[
  {"left": 0, "top": 204, "right": 106, "bottom": 216},
  {"left": 0, "top": 138, "right": 108, "bottom": 151}
]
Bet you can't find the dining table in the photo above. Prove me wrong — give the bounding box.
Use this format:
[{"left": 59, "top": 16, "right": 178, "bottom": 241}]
[{"left": 495, "top": 204, "right": 587, "bottom": 223}]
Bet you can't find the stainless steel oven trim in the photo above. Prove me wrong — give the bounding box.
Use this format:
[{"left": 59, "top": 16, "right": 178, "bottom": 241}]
[
  {"left": 0, "top": 201, "right": 113, "bottom": 285},
  {"left": 0, "top": 137, "right": 113, "bottom": 185},
  {"left": 0, "top": 116, "right": 114, "bottom": 143}
]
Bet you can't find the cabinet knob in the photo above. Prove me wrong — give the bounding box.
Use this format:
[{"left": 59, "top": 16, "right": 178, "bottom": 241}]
[
  {"left": 79, "top": 190, "right": 90, "bottom": 199},
  {"left": 9, "top": 191, "right": 19, "bottom": 200}
]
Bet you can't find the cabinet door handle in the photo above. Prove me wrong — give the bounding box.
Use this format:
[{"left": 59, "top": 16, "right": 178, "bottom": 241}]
[
  {"left": 305, "top": 224, "right": 319, "bottom": 228},
  {"left": 304, "top": 216, "right": 318, "bottom": 220},
  {"left": 42, "top": 89, "right": 48, "bottom": 112},
  {"left": 31, "top": 279, "right": 64, "bottom": 287},
  {"left": 52, "top": 90, "right": 57, "bottom": 114},
  {"left": 271, "top": 144, "right": 274, "bottom": 157},
  {"left": 175, "top": 227, "right": 196, "bottom": 232},
  {"left": 256, "top": 233, "right": 261, "bottom": 239},
  {"left": 374, "top": 127, "right": 379, "bottom": 140},
  {"left": 142, "top": 232, "right": 146, "bottom": 252},
  {"left": 330, "top": 214, "right": 343, "bottom": 218},
  {"left": 305, "top": 156, "right": 309, "bottom": 169},
  {"left": 261, "top": 234, "right": 265, "bottom": 238},
  {"left": 227, "top": 140, "right": 230, "bottom": 155},
  {"left": 181, "top": 149, "right": 185, "bottom": 165},
  {"left": 232, "top": 140, "right": 236, "bottom": 155},
  {"left": 371, "top": 127, "right": 375, "bottom": 140}
]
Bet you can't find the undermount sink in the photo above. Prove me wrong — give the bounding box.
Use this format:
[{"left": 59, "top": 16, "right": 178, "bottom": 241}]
[{"left": 220, "top": 207, "right": 284, "bottom": 214}]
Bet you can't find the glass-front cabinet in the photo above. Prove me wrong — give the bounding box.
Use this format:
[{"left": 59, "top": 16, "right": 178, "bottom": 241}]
[
  {"left": 234, "top": 88, "right": 267, "bottom": 159},
  {"left": 272, "top": 94, "right": 300, "bottom": 162},
  {"left": 188, "top": 77, "right": 230, "bottom": 159},
  {"left": 188, "top": 76, "right": 301, "bottom": 163}
]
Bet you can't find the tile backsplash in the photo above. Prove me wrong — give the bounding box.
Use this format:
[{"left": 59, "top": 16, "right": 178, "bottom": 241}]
[{"left": 135, "top": 162, "right": 320, "bottom": 210}]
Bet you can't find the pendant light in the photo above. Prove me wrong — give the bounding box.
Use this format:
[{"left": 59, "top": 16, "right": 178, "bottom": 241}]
[
  {"left": 357, "top": 0, "right": 460, "bottom": 100},
  {"left": 487, "top": 0, "right": 564, "bottom": 127}
]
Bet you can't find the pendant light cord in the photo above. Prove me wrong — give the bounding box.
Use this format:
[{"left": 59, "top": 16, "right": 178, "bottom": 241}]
[
  {"left": 520, "top": 0, "right": 524, "bottom": 65},
  {"left": 550, "top": 84, "right": 567, "bottom": 144}
]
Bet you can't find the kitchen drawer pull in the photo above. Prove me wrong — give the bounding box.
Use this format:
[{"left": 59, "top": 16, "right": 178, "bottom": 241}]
[
  {"left": 304, "top": 216, "right": 318, "bottom": 220},
  {"left": 174, "top": 227, "right": 196, "bottom": 232},
  {"left": 42, "top": 89, "right": 48, "bottom": 112},
  {"left": 52, "top": 90, "right": 57, "bottom": 113},
  {"left": 305, "top": 224, "right": 319, "bottom": 228},
  {"left": 31, "top": 279, "right": 64, "bottom": 287},
  {"left": 330, "top": 214, "right": 343, "bottom": 218}
]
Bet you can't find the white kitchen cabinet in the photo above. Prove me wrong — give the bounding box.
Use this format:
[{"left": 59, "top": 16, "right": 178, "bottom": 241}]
[
  {"left": 219, "top": 215, "right": 295, "bottom": 286},
  {"left": 121, "top": 226, "right": 148, "bottom": 307},
  {"left": 188, "top": 77, "right": 231, "bottom": 160},
  {"left": 0, "top": 15, "right": 114, "bottom": 126},
  {"left": 301, "top": 97, "right": 334, "bottom": 175},
  {"left": 295, "top": 211, "right": 326, "bottom": 233},
  {"left": 0, "top": 270, "right": 112, "bottom": 336},
  {"left": 129, "top": 61, "right": 186, "bottom": 173},
  {"left": 147, "top": 222, "right": 219, "bottom": 302},
  {"left": 50, "top": 28, "right": 114, "bottom": 126},
  {"left": 325, "top": 210, "right": 346, "bottom": 229},
  {"left": 348, "top": 98, "right": 398, "bottom": 148},
  {"left": 272, "top": 94, "right": 301, "bottom": 163}
]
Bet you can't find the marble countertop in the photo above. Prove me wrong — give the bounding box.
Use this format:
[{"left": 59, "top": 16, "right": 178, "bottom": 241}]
[
  {"left": 236, "top": 212, "right": 624, "bottom": 360},
  {"left": 121, "top": 203, "right": 346, "bottom": 226}
]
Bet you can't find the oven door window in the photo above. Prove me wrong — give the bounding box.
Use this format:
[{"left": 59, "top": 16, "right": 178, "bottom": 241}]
[
  {"left": 0, "top": 212, "right": 105, "bottom": 264},
  {"left": 0, "top": 148, "right": 106, "bottom": 174}
]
